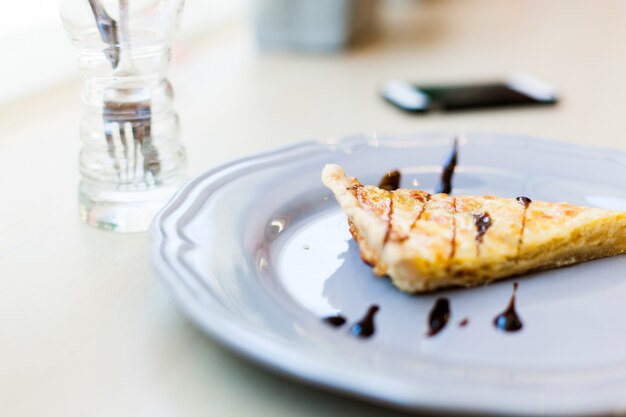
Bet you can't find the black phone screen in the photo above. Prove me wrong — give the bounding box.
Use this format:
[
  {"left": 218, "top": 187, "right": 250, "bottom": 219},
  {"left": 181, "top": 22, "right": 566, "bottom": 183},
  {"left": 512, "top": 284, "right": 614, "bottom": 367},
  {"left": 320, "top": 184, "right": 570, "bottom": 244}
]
[
  {"left": 382, "top": 76, "right": 558, "bottom": 113},
  {"left": 420, "top": 83, "right": 553, "bottom": 110}
]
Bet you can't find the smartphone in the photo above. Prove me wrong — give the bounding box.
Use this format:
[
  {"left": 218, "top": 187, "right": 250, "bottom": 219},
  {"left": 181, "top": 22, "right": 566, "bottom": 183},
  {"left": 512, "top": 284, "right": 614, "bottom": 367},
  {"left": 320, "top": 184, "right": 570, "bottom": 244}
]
[{"left": 382, "top": 74, "right": 558, "bottom": 113}]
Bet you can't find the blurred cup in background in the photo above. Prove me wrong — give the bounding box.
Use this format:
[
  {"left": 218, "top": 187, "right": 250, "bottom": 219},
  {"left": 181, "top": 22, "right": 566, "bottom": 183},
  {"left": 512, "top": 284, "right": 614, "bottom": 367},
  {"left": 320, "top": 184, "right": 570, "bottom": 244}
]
[{"left": 251, "top": 0, "right": 380, "bottom": 52}]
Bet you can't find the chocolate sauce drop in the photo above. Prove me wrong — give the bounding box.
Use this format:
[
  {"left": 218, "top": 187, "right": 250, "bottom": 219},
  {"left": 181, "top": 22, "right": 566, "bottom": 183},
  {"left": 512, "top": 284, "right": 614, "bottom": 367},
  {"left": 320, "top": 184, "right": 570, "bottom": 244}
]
[
  {"left": 427, "top": 298, "right": 450, "bottom": 337},
  {"left": 473, "top": 212, "right": 492, "bottom": 243},
  {"left": 436, "top": 139, "right": 458, "bottom": 194},
  {"left": 458, "top": 318, "right": 469, "bottom": 327},
  {"left": 323, "top": 315, "right": 347, "bottom": 327},
  {"left": 350, "top": 305, "right": 379, "bottom": 338},
  {"left": 493, "top": 282, "right": 523, "bottom": 332},
  {"left": 516, "top": 196, "right": 532, "bottom": 208},
  {"left": 379, "top": 170, "right": 401, "bottom": 191}
]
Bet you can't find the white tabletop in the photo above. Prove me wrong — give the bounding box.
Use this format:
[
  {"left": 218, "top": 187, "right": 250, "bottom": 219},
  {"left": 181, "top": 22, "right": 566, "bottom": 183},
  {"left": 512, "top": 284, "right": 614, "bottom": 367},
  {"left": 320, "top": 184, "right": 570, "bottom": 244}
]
[{"left": 3, "top": 1, "right": 626, "bottom": 416}]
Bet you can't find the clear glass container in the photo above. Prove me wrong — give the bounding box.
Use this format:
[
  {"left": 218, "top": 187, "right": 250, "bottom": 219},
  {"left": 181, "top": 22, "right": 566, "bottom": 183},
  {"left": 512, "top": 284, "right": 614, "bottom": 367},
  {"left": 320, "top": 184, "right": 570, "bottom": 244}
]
[{"left": 60, "top": 0, "right": 187, "bottom": 232}]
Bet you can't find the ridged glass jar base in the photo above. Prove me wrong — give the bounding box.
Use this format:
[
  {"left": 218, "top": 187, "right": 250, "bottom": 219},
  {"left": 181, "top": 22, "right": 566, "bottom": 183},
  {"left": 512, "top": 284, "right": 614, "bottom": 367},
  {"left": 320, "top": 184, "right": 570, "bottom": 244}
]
[{"left": 79, "top": 180, "right": 183, "bottom": 233}]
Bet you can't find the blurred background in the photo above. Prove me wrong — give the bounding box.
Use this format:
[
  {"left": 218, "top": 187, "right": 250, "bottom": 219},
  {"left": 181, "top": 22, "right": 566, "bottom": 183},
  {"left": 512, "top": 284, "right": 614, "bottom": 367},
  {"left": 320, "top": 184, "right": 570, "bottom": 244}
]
[{"left": 3, "top": 0, "right": 626, "bottom": 171}]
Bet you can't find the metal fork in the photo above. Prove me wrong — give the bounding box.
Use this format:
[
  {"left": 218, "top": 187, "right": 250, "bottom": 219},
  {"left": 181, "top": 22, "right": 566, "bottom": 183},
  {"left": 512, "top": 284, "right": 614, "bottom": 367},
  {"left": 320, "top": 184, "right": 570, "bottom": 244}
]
[
  {"left": 89, "top": 0, "right": 160, "bottom": 186},
  {"left": 102, "top": 94, "right": 159, "bottom": 185}
]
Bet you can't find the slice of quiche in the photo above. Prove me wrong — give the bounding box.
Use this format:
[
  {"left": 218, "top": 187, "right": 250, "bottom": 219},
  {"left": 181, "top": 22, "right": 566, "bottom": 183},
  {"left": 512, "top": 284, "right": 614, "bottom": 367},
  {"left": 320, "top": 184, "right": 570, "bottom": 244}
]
[{"left": 322, "top": 164, "right": 626, "bottom": 293}]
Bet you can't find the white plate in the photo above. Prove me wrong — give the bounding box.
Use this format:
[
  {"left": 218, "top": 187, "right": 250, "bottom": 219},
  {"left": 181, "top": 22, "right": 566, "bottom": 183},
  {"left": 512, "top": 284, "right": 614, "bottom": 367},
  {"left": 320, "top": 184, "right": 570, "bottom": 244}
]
[{"left": 151, "top": 132, "right": 626, "bottom": 416}]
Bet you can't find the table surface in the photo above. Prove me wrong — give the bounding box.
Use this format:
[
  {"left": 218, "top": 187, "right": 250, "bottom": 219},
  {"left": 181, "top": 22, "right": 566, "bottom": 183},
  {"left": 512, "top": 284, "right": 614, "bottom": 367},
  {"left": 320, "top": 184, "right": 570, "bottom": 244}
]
[{"left": 2, "top": 1, "right": 626, "bottom": 416}]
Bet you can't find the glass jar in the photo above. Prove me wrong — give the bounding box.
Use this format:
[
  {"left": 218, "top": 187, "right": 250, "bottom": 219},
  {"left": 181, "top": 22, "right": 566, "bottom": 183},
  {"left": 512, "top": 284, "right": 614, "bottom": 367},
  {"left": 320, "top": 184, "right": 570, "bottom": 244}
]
[{"left": 60, "top": 0, "right": 187, "bottom": 232}]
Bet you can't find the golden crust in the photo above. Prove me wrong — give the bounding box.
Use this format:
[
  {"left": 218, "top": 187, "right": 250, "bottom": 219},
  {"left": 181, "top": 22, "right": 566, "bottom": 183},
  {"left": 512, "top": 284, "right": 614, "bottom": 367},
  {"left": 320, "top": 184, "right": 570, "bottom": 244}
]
[{"left": 322, "top": 164, "right": 626, "bottom": 293}]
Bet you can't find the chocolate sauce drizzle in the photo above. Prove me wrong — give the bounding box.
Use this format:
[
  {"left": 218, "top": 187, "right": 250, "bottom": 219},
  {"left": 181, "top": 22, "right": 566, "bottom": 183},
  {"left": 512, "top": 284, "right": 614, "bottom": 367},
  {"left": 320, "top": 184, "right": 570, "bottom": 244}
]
[
  {"left": 473, "top": 212, "right": 492, "bottom": 243},
  {"left": 409, "top": 194, "right": 432, "bottom": 231},
  {"left": 493, "top": 282, "right": 523, "bottom": 332},
  {"left": 516, "top": 196, "right": 532, "bottom": 208},
  {"left": 436, "top": 139, "right": 458, "bottom": 194},
  {"left": 449, "top": 198, "right": 457, "bottom": 260},
  {"left": 346, "top": 182, "right": 363, "bottom": 191},
  {"left": 458, "top": 318, "right": 469, "bottom": 327},
  {"left": 516, "top": 196, "right": 532, "bottom": 257},
  {"left": 427, "top": 298, "right": 450, "bottom": 337},
  {"left": 350, "top": 305, "right": 380, "bottom": 338},
  {"left": 323, "top": 315, "right": 347, "bottom": 327},
  {"left": 383, "top": 198, "right": 395, "bottom": 244},
  {"left": 378, "top": 170, "right": 401, "bottom": 191}
]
